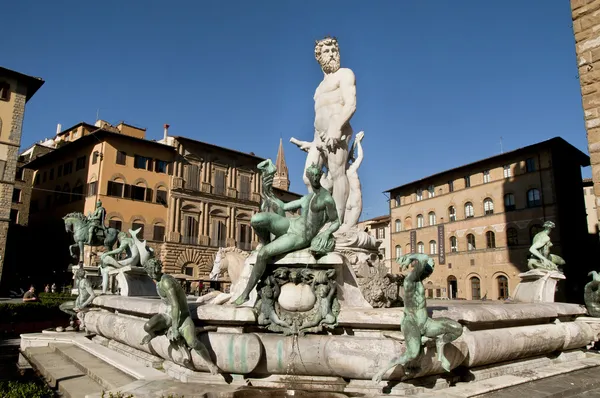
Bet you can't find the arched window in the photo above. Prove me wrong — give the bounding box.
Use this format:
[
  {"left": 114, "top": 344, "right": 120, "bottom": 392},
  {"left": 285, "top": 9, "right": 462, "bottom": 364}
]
[
  {"left": 471, "top": 277, "right": 481, "bottom": 300},
  {"left": 484, "top": 198, "right": 494, "bottom": 215},
  {"left": 428, "top": 211, "right": 436, "bottom": 226},
  {"left": 504, "top": 193, "right": 516, "bottom": 211},
  {"left": 429, "top": 240, "right": 437, "bottom": 255},
  {"left": 428, "top": 185, "right": 435, "bottom": 198},
  {"left": 447, "top": 275, "right": 458, "bottom": 299},
  {"left": 507, "top": 227, "right": 518, "bottom": 246},
  {"left": 526, "top": 189, "right": 541, "bottom": 207},
  {"left": 417, "top": 241, "right": 424, "bottom": 254},
  {"left": 153, "top": 223, "right": 166, "bottom": 241},
  {"left": 395, "top": 219, "right": 401, "bottom": 232},
  {"left": 108, "top": 217, "right": 122, "bottom": 231},
  {"left": 448, "top": 206, "right": 456, "bottom": 222},
  {"left": 497, "top": 276, "right": 509, "bottom": 300},
  {"left": 486, "top": 231, "right": 496, "bottom": 248},
  {"left": 395, "top": 245, "right": 402, "bottom": 260},
  {"left": 404, "top": 217, "right": 412, "bottom": 230},
  {"left": 465, "top": 202, "right": 474, "bottom": 218},
  {"left": 450, "top": 236, "right": 458, "bottom": 252},
  {"left": 395, "top": 195, "right": 401, "bottom": 207},
  {"left": 417, "top": 214, "right": 424, "bottom": 228},
  {"left": 529, "top": 224, "right": 543, "bottom": 243},
  {"left": 467, "top": 234, "right": 476, "bottom": 251}
]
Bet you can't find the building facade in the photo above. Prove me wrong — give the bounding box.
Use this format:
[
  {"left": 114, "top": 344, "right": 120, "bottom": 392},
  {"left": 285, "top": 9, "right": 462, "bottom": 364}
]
[
  {"left": 583, "top": 178, "right": 597, "bottom": 234},
  {"left": 385, "top": 138, "right": 590, "bottom": 302},
  {"left": 21, "top": 121, "right": 300, "bottom": 287},
  {"left": 572, "top": 0, "right": 600, "bottom": 235},
  {"left": 0, "top": 67, "right": 43, "bottom": 289},
  {"left": 357, "top": 215, "right": 392, "bottom": 272}
]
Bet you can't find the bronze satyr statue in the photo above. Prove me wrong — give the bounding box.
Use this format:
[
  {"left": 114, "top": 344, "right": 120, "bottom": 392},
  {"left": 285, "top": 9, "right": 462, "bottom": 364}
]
[
  {"left": 372, "top": 253, "right": 463, "bottom": 383},
  {"left": 141, "top": 258, "right": 219, "bottom": 375},
  {"left": 233, "top": 162, "right": 340, "bottom": 305}
]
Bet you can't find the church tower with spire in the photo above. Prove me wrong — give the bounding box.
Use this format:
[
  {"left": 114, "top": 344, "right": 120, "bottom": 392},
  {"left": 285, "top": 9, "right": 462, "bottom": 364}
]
[{"left": 273, "top": 138, "right": 290, "bottom": 191}]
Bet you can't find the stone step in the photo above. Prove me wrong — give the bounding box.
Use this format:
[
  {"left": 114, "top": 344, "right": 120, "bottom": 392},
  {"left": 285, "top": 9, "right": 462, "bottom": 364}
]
[
  {"left": 51, "top": 343, "right": 136, "bottom": 391},
  {"left": 22, "top": 346, "right": 104, "bottom": 398}
]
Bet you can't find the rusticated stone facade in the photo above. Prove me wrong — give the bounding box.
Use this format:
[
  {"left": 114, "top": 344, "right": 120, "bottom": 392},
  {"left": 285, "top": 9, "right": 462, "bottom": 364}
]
[
  {"left": 572, "top": 0, "right": 600, "bottom": 232},
  {"left": 0, "top": 67, "right": 43, "bottom": 289}
]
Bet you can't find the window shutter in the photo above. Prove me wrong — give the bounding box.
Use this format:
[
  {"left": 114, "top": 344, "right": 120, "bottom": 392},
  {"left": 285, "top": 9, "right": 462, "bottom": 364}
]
[
  {"left": 167, "top": 162, "right": 173, "bottom": 175},
  {"left": 147, "top": 158, "right": 153, "bottom": 171},
  {"left": 146, "top": 188, "right": 153, "bottom": 202},
  {"left": 123, "top": 184, "right": 131, "bottom": 199}
]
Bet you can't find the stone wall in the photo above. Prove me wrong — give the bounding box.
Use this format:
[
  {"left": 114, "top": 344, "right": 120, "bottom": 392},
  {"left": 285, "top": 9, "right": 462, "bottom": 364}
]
[
  {"left": 572, "top": 0, "right": 600, "bottom": 230},
  {"left": 160, "top": 241, "right": 218, "bottom": 278}
]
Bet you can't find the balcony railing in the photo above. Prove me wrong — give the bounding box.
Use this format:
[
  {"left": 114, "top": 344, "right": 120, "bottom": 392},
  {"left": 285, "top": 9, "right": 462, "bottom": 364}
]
[
  {"left": 172, "top": 177, "right": 184, "bottom": 190},
  {"left": 200, "top": 182, "right": 212, "bottom": 194},
  {"left": 227, "top": 188, "right": 237, "bottom": 198}
]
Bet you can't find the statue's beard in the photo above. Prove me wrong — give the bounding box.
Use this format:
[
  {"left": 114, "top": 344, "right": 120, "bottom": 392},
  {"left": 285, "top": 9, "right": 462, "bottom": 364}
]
[{"left": 319, "top": 57, "right": 340, "bottom": 74}]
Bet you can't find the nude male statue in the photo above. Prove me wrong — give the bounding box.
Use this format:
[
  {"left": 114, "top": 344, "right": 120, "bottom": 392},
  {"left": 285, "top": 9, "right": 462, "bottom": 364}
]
[
  {"left": 99, "top": 229, "right": 142, "bottom": 294},
  {"left": 290, "top": 36, "right": 357, "bottom": 223},
  {"left": 141, "top": 257, "right": 220, "bottom": 375},
  {"left": 233, "top": 163, "right": 341, "bottom": 305},
  {"left": 528, "top": 221, "right": 565, "bottom": 271},
  {"left": 372, "top": 254, "right": 463, "bottom": 383},
  {"left": 59, "top": 267, "right": 96, "bottom": 330}
]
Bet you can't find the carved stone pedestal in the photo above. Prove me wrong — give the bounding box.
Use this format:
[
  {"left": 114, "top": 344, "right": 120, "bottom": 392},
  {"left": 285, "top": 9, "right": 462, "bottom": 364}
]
[
  {"left": 513, "top": 269, "right": 565, "bottom": 303},
  {"left": 108, "top": 266, "right": 158, "bottom": 297}
]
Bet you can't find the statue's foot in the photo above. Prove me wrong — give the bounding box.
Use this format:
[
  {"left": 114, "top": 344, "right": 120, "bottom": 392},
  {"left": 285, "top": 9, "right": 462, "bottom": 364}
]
[
  {"left": 183, "top": 358, "right": 195, "bottom": 370},
  {"left": 141, "top": 335, "right": 152, "bottom": 345},
  {"left": 232, "top": 295, "right": 248, "bottom": 306},
  {"left": 208, "top": 362, "right": 220, "bottom": 375}
]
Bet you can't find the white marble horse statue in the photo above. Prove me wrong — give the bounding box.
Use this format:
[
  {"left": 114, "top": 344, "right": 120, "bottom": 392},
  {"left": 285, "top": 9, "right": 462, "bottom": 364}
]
[{"left": 198, "top": 247, "right": 252, "bottom": 305}]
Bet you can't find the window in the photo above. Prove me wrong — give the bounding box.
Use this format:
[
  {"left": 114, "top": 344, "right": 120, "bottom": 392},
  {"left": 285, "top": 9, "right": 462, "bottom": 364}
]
[
  {"left": 131, "top": 185, "right": 146, "bottom": 201},
  {"left": 450, "top": 236, "right": 458, "bottom": 252},
  {"left": 416, "top": 189, "right": 423, "bottom": 201},
  {"left": 448, "top": 206, "right": 456, "bottom": 222},
  {"left": 417, "top": 241, "right": 424, "bottom": 254},
  {"left": 92, "top": 152, "right": 99, "bottom": 165},
  {"left": 507, "top": 228, "right": 519, "bottom": 246},
  {"left": 132, "top": 222, "right": 144, "bottom": 239},
  {"left": 464, "top": 175, "right": 471, "bottom": 188},
  {"left": 153, "top": 224, "right": 165, "bottom": 241},
  {"left": 526, "top": 158, "right": 536, "bottom": 172},
  {"left": 15, "top": 167, "right": 23, "bottom": 181},
  {"left": 448, "top": 180, "right": 454, "bottom": 192},
  {"left": 107, "top": 181, "right": 124, "bottom": 197},
  {"left": 184, "top": 266, "right": 195, "bottom": 277},
  {"left": 503, "top": 165, "right": 511, "bottom": 178},
  {"left": 484, "top": 198, "right": 494, "bottom": 215},
  {"left": 376, "top": 227, "right": 385, "bottom": 239},
  {"left": 465, "top": 202, "right": 474, "bottom": 218},
  {"left": 504, "top": 193, "right": 516, "bottom": 211},
  {"left": 239, "top": 175, "right": 251, "bottom": 200},
  {"left": 108, "top": 219, "right": 122, "bottom": 231},
  {"left": 63, "top": 161, "right": 73, "bottom": 175},
  {"left": 9, "top": 209, "right": 18, "bottom": 224},
  {"left": 483, "top": 170, "right": 490, "bottom": 183},
  {"left": 429, "top": 240, "right": 437, "bottom": 255},
  {"left": 497, "top": 276, "right": 509, "bottom": 300},
  {"left": 530, "top": 224, "right": 543, "bottom": 242},
  {"left": 527, "top": 189, "right": 541, "bottom": 207},
  {"left": 394, "top": 219, "right": 401, "bottom": 233},
  {"left": 154, "top": 160, "right": 168, "bottom": 173},
  {"left": 116, "top": 151, "right": 127, "bottom": 165},
  {"left": 183, "top": 216, "right": 199, "bottom": 244},
  {"left": 471, "top": 277, "right": 481, "bottom": 300},
  {"left": 76, "top": 156, "right": 86, "bottom": 171},
  {"left": 49, "top": 168, "right": 54, "bottom": 180},
  {"left": 87, "top": 181, "right": 98, "bottom": 197},
  {"left": 417, "top": 214, "right": 424, "bottom": 228},
  {"left": 0, "top": 82, "right": 10, "bottom": 101},
  {"left": 486, "top": 231, "right": 496, "bottom": 248},
  {"left": 428, "top": 211, "right": 436, "bottom": 226},
  {"left": 156, "top": 189, "right": 168, "bottom": 204},
  {"left": 214, "top": 169, "right": 226, "bottom": 196},
  {"left": 395, "top": 195, "right": 401, "bottom": 207},
  {"left": 379, "top": 248, "right": 386, "bottom": 259},
  {"left": 238, "top": 224, "right": 252, "bottom": 250},
  {"left": 395, "top": 245, "right": 402, "bottom": 260},
  {"left": 134, "top": 155, "right": 148, "bottom": 169},
  {"left": 467, "top": 234, "right": 476, "bottom": 251},
  {"left": 428, "top": 185, "right": 435, "bottom": 198},
  {"left": 57, "top": 164, "right": 63, "bottom": 177},
  {"left": 211, "top": 219, "right": 227, "bottom": 247},
  {"left": 11, "top": 189, "right": 21, "bottom": 203},
  {"left": 184, "top": 164, "right": 200, "bottom": 191},
  {"left": 71, "top": 183, "right": 84, "bottom": 201}
]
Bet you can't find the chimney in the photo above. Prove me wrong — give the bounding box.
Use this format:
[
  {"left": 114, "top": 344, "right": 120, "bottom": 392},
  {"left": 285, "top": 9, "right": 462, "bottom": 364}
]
[
  {"left": 56, "top": 123, "right": 62, "bottom": 136},
  {"left": 163, "top": 124, "right": 170, "bottom": 141}
]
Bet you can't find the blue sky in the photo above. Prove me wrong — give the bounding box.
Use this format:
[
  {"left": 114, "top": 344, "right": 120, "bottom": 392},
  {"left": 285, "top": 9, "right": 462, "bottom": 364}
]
[{"left": 0, "top": 1, "right": 587, "bottom": 220}]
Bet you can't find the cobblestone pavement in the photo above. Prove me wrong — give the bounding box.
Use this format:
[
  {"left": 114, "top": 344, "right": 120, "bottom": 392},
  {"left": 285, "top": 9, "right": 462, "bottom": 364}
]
[{"left": 482, "top": 366, "right": 600, "bottom": 397}]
